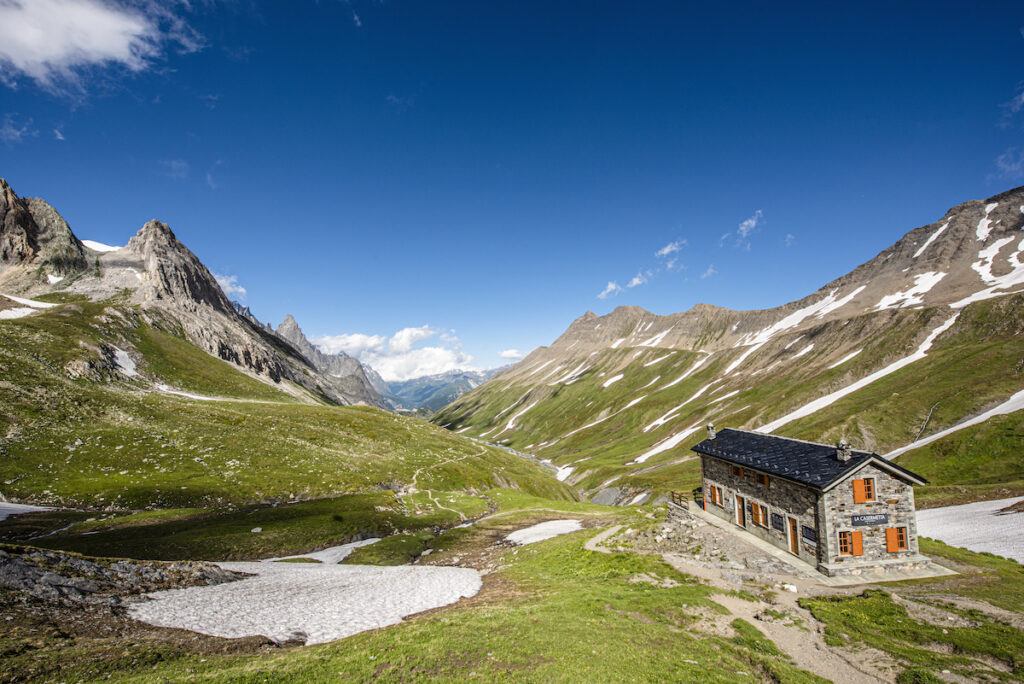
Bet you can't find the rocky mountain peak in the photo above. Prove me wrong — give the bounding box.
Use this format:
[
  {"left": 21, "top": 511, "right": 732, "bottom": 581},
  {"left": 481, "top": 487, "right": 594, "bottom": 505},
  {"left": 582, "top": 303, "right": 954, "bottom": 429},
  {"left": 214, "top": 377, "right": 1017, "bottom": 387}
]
[{"left": 0, "top": 179, "right": 86, "bottom": 281}]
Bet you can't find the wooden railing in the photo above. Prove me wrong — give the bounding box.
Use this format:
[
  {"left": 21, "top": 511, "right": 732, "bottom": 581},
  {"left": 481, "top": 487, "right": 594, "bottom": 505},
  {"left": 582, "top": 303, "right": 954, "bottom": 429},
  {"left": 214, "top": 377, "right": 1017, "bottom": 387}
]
[{"left": 669, "top": 491, "right": 688, "bottom": 507}]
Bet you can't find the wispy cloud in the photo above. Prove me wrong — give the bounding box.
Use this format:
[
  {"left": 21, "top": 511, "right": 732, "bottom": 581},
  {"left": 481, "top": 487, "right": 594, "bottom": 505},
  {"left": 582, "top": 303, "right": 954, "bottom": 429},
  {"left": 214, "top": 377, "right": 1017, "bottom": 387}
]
[
  {"left": 655, "top": 239, "right": 686, "bottom": 257},
  {"left": 214, "top": 273, "right": 246, "bottom": 299},
  {"left": 597, "top": 281, "right": 622, "bottom": 299},
  {"left": 161, "top": 158, "right": 189, "bottom": 180},
  {"left": 700, "top": 264, "right": 717, "bottom": 279},
  {"left": 0, "top": 0, "right": 203, "bottom": 94},
  {"left": 499, "top": 349, "right": 524, "bottom": 360},
  {"left": 994, "top": 147, "right": 1024, "bottom": 179},
  {"left": 53, "top": 128, "right": 65, "bottom": 141},
  {"left": 783, "top": 233, "right": 795, "bottom": 247},
  {"left": 314, "top": 326, "right": 479, "bottom": 381},
  {"left": 352, "top": 11, "right": 362, "bottom": 27},
  {"left": 720, "top": 210, "right": 764, "bottom": 250},
  {"left": 205, "top": 159, "right": 224, "bottom": 189},
  {"left": 0, "top": 114, "right": 37, "bottom": 143},
  {"left": 626, "top": 271, "right": 647, "bottom": 288},
  {"left": 386, "top": 94, "right": 415, "bottom": 109}
]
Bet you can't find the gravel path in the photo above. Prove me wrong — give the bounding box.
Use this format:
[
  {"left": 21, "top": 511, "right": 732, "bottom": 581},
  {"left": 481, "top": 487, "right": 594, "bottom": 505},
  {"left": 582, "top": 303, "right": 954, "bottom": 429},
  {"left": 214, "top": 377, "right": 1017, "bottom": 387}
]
[
  {"left": 916, "top": 496, "right": 1024, "bottom": 562},
  {"left": 129, "top": 562, "right": 482, "bottom": 645}
]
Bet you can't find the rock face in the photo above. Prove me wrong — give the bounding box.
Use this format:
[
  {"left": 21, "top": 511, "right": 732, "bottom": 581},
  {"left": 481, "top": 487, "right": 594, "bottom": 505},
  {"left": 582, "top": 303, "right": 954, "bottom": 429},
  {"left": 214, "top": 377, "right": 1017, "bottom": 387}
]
[
  {"left": 434, "top": 185, "right": 1024, "bottom": 497},
  {"left": 0, "top": 178, "right": 87, "bottom": 283},
  {"left": 0, "top": 547, "right": 238, "bottom": 607},
  {"left": 275, "top": 314, "right": 385, "bottom": 408},
  {"left": 0, "top": 178, "right": 386, "bottom": 407}
]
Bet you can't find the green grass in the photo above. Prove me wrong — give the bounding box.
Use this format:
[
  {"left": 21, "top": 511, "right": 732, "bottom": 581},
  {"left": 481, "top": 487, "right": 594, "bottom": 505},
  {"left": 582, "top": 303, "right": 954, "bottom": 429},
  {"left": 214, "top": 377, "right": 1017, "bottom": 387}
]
[
  {"left": 914, "top": 538, "right": 1024, "bottom": 613},
  {"left": 133, "top": 324, "right": 298, "bottom": 401},
  {"left": 801, "top": 589, "right": 1023, "bottom": 680},
  {"left": 433, "top": 295, "right": 1024, "bottom": 506},
  {"left": 22, "top": 493, "right": 484, "bottom": 561},
  {"left": 62, "top": 532, "right": 823, "bottom": 683}
]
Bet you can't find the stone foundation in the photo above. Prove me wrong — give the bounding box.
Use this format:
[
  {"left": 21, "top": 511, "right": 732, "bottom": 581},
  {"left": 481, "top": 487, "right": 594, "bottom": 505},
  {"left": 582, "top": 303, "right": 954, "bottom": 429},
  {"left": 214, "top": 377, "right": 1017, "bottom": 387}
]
[{"left": 818, "top": 554, "right": 933, "bottom": 577}]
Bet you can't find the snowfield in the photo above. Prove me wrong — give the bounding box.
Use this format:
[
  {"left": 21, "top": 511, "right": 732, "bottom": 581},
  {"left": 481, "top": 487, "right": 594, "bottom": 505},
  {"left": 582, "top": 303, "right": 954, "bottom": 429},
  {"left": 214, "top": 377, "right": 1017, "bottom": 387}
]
[
  {"left": 0, "top": 502, "right": 51, "bottom": 521},
  {"left": 916, "top": 497, "right": 1023, "bottom": 563},
  {"left": 505, "top": 519, "right": 582, "bottom": 545},
  {"left": 81, "top": 239, "right": 122, "bottom": 252},
  {"left": 129, "top": 562, "right": 482, "bottom": 645},
  {"left": 261, "top": 538, "right": 380, "bottom": 565}
]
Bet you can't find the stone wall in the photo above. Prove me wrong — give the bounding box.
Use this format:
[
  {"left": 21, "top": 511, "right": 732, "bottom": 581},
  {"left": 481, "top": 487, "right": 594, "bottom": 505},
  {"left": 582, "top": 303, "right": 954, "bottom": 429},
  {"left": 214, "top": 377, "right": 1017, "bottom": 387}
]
[
  {"left": 819, "top": 463, "right": 921, "bottom": 574},
  {"left": 700, "top": 455, "right": 821, "bottom": 565}
]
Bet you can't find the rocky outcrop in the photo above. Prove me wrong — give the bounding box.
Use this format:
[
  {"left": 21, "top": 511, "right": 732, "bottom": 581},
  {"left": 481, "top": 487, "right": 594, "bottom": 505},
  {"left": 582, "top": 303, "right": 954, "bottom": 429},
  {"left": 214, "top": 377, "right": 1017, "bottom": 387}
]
[
  {"left": 0, "top": 547, "right": 239, "bottom": 607},
  {"left": 275, "top": 314, "right": 385, "bottom": 408},
  {"left": 0, "top": 178, "right": 86, "bottom": 282}
]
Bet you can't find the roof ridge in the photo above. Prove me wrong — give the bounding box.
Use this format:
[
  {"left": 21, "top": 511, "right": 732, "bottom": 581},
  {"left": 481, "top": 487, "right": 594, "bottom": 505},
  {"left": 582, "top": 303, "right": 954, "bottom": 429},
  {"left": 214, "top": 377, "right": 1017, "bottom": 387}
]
[{"left": 723, "top": 427, "right": 876, "bottom": 456}]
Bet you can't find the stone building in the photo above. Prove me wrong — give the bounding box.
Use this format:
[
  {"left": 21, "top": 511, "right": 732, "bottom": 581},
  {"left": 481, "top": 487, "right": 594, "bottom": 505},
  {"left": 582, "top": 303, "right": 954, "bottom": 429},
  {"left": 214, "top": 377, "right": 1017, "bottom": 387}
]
[{"left": 691, "top": 426, "right": 931, "bottom": 577}]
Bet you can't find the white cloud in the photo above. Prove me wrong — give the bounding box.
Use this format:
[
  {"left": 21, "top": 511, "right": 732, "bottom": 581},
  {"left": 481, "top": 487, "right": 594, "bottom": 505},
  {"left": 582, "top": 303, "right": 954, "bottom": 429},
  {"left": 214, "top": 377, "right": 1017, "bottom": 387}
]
[
  {"left": 626, "top": 271, "right": 647, "bottom": 288},
  {"left": 700, "top": 264, "right": 717, "bottom": 279},
  {"left": 390, "top": 325, "right": 436, "bottom": 353},
  {"left": 0, "top": 0, "right": 203, "bottom": 92},
  {"left": 737, "top": 209, "right": 763, "bottom": 238},
  {"left": 784, "top": 233, "right": 795, "bottom": 247},
  {"left": 53, "top": 127, "right": 64, "bottom": 141},
  {"left": 205, "top": 159, "right": 223, "bottom": 189},
  {"left": 161, "top": 158, "right": 189, "bottom": 180},
  {"left": 313, "top": 327, "right": 479, "bottom": 382},
  {"left": 0, "top": 114, "right": 36, "bottom": 143},
  {"left": 994, "top": 147, "right": 1024, "bottom": 179},
  {"left": 655, "top": 239, "right": 686, "bottom": 257},
  {"left": 213, "top": 273, "right": 246, "bottom": 299},
  {"left": 499, "top": 349, "right": 525, "bottom": 360},
  {"left": 597, "top": 281, "right": 622, "bottom": 299},
  {"left": 352, "top": 11, "right": 361, "bottom": 27}
]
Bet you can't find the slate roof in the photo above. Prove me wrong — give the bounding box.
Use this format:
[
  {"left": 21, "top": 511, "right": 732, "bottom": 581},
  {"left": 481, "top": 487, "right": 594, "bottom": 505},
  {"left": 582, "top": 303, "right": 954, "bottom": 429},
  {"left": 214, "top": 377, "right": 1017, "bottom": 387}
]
[{"left": 691, "top": 428, "right": 927, "bottom": 490}]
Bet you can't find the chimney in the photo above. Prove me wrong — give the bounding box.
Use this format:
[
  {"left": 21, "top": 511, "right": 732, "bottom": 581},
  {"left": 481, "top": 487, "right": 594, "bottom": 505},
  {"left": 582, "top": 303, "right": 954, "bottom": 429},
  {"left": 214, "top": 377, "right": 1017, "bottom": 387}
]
[
  {"left": 707, "top": 423, "right": 717, "bottom": 440},
  {"left": 836, "top": 440, "right": 851, "bottom": 462}
]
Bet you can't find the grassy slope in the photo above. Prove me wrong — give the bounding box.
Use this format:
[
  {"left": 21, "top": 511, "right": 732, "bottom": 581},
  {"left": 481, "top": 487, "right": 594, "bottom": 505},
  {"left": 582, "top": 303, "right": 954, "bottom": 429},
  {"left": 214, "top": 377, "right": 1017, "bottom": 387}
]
[
  {"left": 12, "top": 508, "right": 1024, "bottom": 684},
  {"left": 434, "top": 294, "right": 1024, "bottom": 503},
  {"left": 0, "top": 301, "right": 572, "bottom": 509}
]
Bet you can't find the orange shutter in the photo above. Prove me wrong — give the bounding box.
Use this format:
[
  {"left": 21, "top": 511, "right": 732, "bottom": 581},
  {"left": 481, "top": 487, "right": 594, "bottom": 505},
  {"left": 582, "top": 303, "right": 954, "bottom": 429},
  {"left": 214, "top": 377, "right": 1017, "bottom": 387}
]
[
  {"left": 852, "top": 531, "right": 864, "bottom": 556},
  {"left": 852, "top": 479, "right": 867, "bottom": 503},
  {"left": 886, "top": 528, "right": 899, "bottom": 553}
]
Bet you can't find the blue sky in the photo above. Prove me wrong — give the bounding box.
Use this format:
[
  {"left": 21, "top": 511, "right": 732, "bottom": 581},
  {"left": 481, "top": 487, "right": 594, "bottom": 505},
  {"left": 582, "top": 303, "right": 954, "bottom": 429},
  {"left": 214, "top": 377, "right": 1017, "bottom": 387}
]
[{"left": 1, "top": 1, "right": 1023, "bottom": 380}]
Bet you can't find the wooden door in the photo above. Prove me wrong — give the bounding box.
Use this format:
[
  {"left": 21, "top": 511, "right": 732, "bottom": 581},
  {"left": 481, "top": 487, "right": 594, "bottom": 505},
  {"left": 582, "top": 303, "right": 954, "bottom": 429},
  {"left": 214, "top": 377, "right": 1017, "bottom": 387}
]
[
  {"left": 736, "top": 496, "right": 745, "bottom": 526},
  {"left": 788, "top": 518, "right": 799, "bottom": 554}
]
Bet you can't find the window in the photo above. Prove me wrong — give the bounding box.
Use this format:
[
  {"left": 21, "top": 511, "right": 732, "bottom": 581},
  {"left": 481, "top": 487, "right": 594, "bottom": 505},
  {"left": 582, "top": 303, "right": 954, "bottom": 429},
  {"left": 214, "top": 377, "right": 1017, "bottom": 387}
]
[
  {"left": 731, "top": 465, "right": 744, "bottom": 478},
  {"left": 709, "top": 486, "right": 723, "bottom": 507},
  {"left": 751, "top": 503, "right": 769, "bottom": 528},
  {"left": 756, "top": 473, "right": 770, "bottom": 487},
  {"left": 886, "top": 527, "right": 908, "bottom": 552},
  {"left": 801, "top": 526, "right": 817, "bottom": 543},
  {"left": 853, "top": 478, "right": 875, "bottom": 503},
  {"left": 838, "top": 530, "right": 863, "bottom": 556}
]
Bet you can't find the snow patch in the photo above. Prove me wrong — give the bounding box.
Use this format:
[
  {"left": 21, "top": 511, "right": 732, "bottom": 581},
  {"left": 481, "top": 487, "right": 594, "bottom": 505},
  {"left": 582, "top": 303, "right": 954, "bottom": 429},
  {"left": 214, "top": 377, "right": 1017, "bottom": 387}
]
[
  {"left": 47, "top": 274, "right": 64, "bottom": 284},
  {"left": 661, "top": 353, "right": 710, "bottom": 390},
  {"left": 82, "top": 239, "right": 122, "bottom": 252},
  {"left": 792, "top": 343, "right": 814, "bottom": 359},
  {"left": 952, "top": 237, "right": 1024, "bottom": 307},
  {"left": 912, "top": 222, "right": 948, "bottom": 258},
  {"left": 1, "top": 294, "right": 58, "bottom": 309},
  {"left": 130, "top": 562, "right": 481, "bottom": 645},
  {"left": 873, "top": 272, "right": 946, "bottom": 310},
  {"left": 827, "top": 349, "right": 862, "bottom": 369},
  {"left": 506, "top": 519, "right": 582, "bottom": 545},
  {"left": 758, "top": 313, "right": 959, "bottom": 433},
  {"left": 555, "top": 465, "right": 575, "bottom": 482},
  {"left": 262, "top": 538, "right": 380, "bottom": 565},
  {"left": 885, "top": 388, "right": 1024, "bottom": 459},
  {"left": 0, "top": 502, "right": 51, "bottom": 521},
  {"left": 638, "top": 327, "right": 673, "bottom": 347},
  {"left": 976, "top": 203, "right": 998, "bottom": 241},
  {"left": 610, "top": 338, "right": 627, "bottom": 349},
  {"left": 0, "top": 308, "right": 36, "bottom": 320},
  {"left": 602, "top": 374, "right": 624, "bottom": 388},
  {"left": 916, "top": 497, "right": 1023, "bottom": 563},
  {"left": 643, "top": 353, "right": 672, "bottom": 367},
  {"left": 643, "top": 382, "right": 718, "bottom": 432},
  {"left": 633, "top": 424, "right": 702, "bottom": 463},
  {"left": 111, "top": 347, "right": 138, "bottom": 377}
]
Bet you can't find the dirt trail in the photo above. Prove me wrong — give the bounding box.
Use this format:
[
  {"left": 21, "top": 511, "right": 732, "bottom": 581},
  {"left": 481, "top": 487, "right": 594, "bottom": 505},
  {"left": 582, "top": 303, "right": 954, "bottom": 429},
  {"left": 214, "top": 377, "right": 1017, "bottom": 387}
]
[
  {"left": 587, "top": 525, "right": 896, "bottom": 683},
  {"left": 407, "top": 447, "right": 493, "bottom": 521}
]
